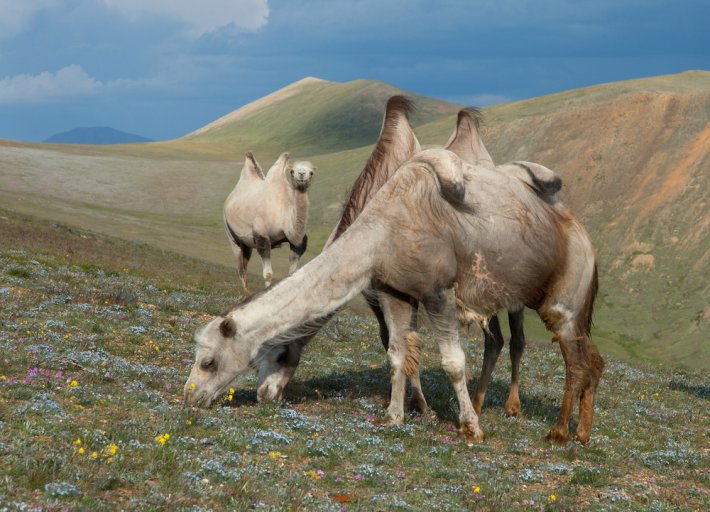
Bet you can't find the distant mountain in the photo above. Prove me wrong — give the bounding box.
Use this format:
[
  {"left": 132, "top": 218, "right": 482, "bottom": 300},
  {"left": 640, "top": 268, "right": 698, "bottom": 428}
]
[
  {"left": 45, "top": 127, "right": 153, "bottom": 144},
  {"left": 182, "top": 77, "right": 461, "bottom": 156}
]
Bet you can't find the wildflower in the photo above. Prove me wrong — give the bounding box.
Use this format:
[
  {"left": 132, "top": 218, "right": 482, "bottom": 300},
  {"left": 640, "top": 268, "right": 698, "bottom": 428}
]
[
  {"left": 353, "top": 474, "right": 363, "bottom": 481},
  {"left": 107, "top": 443, "right": 118, "bottom": 456},
  {"left": 190, "top": 383, "right": 196, "bottom": 390},
  {"left": 474, "top": 486, "right": 480, "bottom": 493},
  {"left": 268, "top": 451, "right": 282, "bottom": 459},
  {"left": 549, "top": 495, "right": 557, "bottom": 502},
  {"left": 73, "top": 439, "right": 82, "bottom": 446},
  {"left": 227, "top": 387, "right": 235, "bottom": 401},
  {"left": 155, "top": 433, "right": 170, "bottom": 445},
  {"left": 306, "top": 469, "right": 324, "bottom": 480},
  {"left": 78, "top": 447, "right": 85, "bottom": 455},
  {"left": 70, "top": 380, "right": 78, "bottom": 387},
  {"left": 92, "top": 451, "right": 98, "bottom": 459}
]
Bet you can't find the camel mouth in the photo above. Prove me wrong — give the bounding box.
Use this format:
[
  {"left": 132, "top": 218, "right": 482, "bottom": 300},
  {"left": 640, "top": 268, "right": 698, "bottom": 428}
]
[{"left": 293, "top": 180, "right": 311, "bottom": 192}]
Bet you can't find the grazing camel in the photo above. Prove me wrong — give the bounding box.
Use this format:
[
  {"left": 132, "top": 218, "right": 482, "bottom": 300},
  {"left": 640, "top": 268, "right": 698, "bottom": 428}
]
[
  {"left": 185, "top": 144, "right": 603, "bottom": 445},
  {"left": 223, "top": 152, "right": 315, "bottom": 293},
  {"left": 253, "top": 96, "right": 427, "bottom": 411},
  {"left": 256, "top": 100, "right": 549, "bottom": 420}
]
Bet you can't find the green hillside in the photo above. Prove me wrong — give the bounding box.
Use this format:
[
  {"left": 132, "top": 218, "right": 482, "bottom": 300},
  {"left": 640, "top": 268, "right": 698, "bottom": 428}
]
[
  {"left": 0, "top": 71, "right": 708, "bottom": 371},
  {"left": 1, "top": 211, "right": 708, "bottom": 510},
  {"left": 182, "top": 77, "right": 460, "bottom": 158}
]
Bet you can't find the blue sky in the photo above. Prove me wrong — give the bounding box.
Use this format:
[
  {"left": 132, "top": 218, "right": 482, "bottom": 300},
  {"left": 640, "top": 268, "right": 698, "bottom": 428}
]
[{"left": 1, "top": 0, "right": 708, "bottom": 142}]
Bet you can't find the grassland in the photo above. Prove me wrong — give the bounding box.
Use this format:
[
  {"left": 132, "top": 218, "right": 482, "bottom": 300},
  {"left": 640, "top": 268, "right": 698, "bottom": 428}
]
[
  {"left": 0, "top": 71, "right": 709, "bottom": 374},
  {"left": 1, "top": 210, "right": 709, "bottom": 511}
]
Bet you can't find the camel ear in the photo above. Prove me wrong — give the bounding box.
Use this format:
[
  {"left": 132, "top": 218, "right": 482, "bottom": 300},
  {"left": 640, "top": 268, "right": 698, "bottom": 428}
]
[
  {"left": 445, "top": 108, "right": 495, "bottom": 170},
  {"left": 219, "top": 317, "right": 237, "bottom": 338},
  {"left": 243, "top": 151, "right": 265, "bottom": 179}
]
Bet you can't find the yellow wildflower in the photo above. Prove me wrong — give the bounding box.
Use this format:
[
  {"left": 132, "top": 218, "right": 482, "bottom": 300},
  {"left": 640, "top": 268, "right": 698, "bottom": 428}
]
[
  {"left": 190, "top": 383, "right": 196, "bottom": 390},
  {"left": 549, "top": 495, "right": 557, "bottom": 502},
  {"left": 108, "top": 443, "right": 118, "bottom": 455},
  {"left": 73, "top": 439, "right": 82, "bottom": 446},
  {"left": 92, "top": 451, "right": 98, "bottom": 459},
  {"left": 78, "top": 447, "right": 85, "bottom": 455},
  {"left": 268, "top": 451, "right": 282, "bottom": 459},
  {"left": 70, "top": 380, "right": 78, "bottom": 387},
  {"left": 474, "top": 486, "right": 480, "bottom": 493}
]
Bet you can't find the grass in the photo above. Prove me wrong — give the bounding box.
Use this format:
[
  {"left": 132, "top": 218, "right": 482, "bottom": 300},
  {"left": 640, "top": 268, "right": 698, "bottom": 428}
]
[{"left": 1, "top": 212, "right": 708, "bottom": 511}]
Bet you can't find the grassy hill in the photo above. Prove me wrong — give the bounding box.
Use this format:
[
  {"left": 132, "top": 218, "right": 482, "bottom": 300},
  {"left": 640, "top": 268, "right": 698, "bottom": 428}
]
[
  {"left": 0, "top": 211, "right": 708, "bottom": 510},
  {"left": 0, "top": 71, "right": 708, "bottom": 371}
]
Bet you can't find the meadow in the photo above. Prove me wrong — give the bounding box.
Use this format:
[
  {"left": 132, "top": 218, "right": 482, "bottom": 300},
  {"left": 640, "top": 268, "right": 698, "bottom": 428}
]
[{"left": 1, "top": 211, "right": 708, "bottom": 511}]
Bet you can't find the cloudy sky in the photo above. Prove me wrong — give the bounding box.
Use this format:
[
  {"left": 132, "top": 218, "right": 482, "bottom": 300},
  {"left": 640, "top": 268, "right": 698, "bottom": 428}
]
[{"left": 1, "top": 0, "right": 707, "bottom": 142}]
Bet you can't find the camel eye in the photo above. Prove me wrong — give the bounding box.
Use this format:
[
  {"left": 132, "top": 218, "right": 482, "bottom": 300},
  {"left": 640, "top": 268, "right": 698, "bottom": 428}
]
[
  {"left": 290, "top": 169, "right": 294, "bottom": 175},
  {"left": 200, "top": 358, "right": 217, "bottom": 372}
]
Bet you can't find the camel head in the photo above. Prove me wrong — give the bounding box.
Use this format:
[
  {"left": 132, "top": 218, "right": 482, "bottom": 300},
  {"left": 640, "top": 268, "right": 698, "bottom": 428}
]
[
  {"left": 183, "top": 316, "right": 250, "bottom": 407},
  {"left": 288, "top": 161, "right": 316, "bottom": 192}
]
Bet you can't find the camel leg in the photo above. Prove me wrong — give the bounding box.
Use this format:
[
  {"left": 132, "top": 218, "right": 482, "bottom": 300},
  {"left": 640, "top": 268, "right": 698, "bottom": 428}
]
[
  {"left": 257, "top": 341, "right": 307, "bottom": 402},
  {"left": 472, "top": 315, "right": 504, "bottom": 415},
  {"left": 424, "top": 288, "right": 484, "bottom": 443},
  {"left": 504, "top": 308, "right": 525, "bottom": 417},
  {"left": 378, "top": 291, "right": 419, "bottom": 425},
  {"left": 288, "top": 234, "right": 308, "bottom": 275},
  {"left": 227, "top": 237, "right": 252, "bottom": 294},
  {"left": 575, "top": 343, "right": 604, "bottom": 444},
  {"left": 370, "top": 290, "right": 427, "bottom": 414},
  {"left": 253, "top": 234, "right": 273, "bottom": 287},
  {"left": 546, "top": 333, "right": 583, "bottom": 443}
]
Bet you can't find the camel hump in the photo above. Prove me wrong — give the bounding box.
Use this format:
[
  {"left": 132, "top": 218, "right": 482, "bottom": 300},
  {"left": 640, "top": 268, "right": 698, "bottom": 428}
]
[
  {"left": 499, "top": 161, "right": 562, "bottom": 197},
  {"left": 265, "top": 152, "right": 291, "bottom": 183},
  {"left": 386, "top": 95, "right": 416, "bottom": 122},
  {"left": 330, "top": 94, "right": 420, "bottom": 243},
  {"left": 414, "top": 149, "right": 467, "bottom": 206},
  {"left": 445, "top": 107, "right": 495, "bottom": 170},
  {"left": 243, "top": 151, "right": 265, "bottom": 180}
]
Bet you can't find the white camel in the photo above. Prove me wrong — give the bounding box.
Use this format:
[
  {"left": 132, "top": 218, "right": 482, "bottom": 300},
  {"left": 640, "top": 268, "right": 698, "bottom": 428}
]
[
  {"left": 253, "top": 100, "right": 562, "bottom": 419},
  {"left": 185, "top": 141, "right": 603, "bottom": 445},
  {"left": 223, "top": 152, "right": 315, "bottom": 292}
]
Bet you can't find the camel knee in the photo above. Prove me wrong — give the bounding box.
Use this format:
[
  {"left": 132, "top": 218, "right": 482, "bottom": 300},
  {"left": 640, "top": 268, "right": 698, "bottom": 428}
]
[{"left": 441, "top": 350, "right": 466, "bottom": 382}]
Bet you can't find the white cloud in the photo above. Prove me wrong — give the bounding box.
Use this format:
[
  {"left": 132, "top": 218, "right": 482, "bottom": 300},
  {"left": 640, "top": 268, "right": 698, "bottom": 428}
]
[
  {"left": 0, "top": 0, "right": 55, "bottom": 38},
  {"left": 101, "top": 0, "right": 269, "bottom": 37},
  {"left": 0, "top": 65, "right": 101, "bottom": 103}
]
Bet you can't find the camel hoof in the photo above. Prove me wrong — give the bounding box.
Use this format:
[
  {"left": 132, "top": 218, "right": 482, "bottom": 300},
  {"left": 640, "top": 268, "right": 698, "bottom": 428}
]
[
  {"left": 460, "top": 423, "right": 485, "bottom": 444},
  {"left": 575, "top": 429, "right": 591, "bottom": 445},
  {"left": 545, "top": 426, "right": 570, "bottom": 444},
  {"left": 374, "top": 414, "right": 403, "bottom": 426},
  {"left": 504, "top": 399, "right": 522, "bottom": 418},
  {"left": 256, "top": 384, "right": 283, "bottom": 403}
]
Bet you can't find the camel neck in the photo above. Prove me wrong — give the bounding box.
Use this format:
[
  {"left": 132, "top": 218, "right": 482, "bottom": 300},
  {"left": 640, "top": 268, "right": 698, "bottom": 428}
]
[
  {"left": 290, "top": 188, "right": 309, "bottom": 238},
  {"left": 230, "top": 223, "right": 380, "bottom": 357}
]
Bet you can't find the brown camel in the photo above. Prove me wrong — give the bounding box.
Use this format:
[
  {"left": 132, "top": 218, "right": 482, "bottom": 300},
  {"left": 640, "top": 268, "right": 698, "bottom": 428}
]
[
  {"left": 185, "top": 139, "right": 603, "bottom": 444},
  {"left": 223, "top": 152, "right": 315, "bottom": 292}
]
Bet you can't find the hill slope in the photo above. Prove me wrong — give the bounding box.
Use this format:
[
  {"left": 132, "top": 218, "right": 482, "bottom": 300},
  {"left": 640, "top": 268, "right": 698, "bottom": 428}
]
[
  {"left": 0, "top": 71, "right": 708, "bottom": 370},
  {"left": 45, "top": 126, "right": 153, "bottom": 144},
  {"left": 181, "top": 77, "right": 461, "bottom": 157},
  {"left": 1, "top": 212, "right": 708, "bottom": 510}
]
